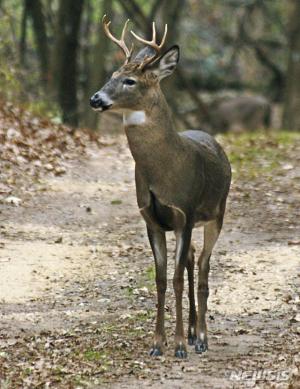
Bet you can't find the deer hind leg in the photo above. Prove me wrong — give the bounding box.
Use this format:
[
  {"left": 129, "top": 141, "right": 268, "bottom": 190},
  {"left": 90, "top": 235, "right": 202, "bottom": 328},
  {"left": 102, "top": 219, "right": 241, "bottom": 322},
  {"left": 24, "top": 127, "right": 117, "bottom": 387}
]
[
  {"left": 173, "top": 226, "right": 192, "bottom": 358},
  {"left": 195, "top": 216, "right": 223, "bottom": 354},
  {"left": 186, "top": 242, "right": 197, "bottom": 345},
  {"left": 147, "top": 226, "right": 167, "bottom": 357}
]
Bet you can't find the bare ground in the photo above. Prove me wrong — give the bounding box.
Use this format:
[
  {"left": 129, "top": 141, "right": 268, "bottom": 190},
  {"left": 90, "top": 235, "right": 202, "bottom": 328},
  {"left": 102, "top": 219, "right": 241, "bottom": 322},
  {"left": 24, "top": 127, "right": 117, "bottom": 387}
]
[{"left": 0, "top": 133, "right": 300, "bottom": 388}]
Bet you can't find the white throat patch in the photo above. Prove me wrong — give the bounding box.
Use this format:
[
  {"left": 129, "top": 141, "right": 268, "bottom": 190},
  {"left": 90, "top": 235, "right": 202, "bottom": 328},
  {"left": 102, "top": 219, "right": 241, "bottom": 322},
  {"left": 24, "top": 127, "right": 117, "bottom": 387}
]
[{"left": 123, "top": 111, "right": 146, "bottom": 126}]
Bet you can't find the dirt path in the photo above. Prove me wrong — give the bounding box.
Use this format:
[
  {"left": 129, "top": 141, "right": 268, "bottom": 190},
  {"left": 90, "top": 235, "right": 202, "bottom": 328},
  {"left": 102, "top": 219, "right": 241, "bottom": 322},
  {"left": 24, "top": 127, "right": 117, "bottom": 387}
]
[{"left": 0, "top": 135, "right": 299, "bottom": 388}]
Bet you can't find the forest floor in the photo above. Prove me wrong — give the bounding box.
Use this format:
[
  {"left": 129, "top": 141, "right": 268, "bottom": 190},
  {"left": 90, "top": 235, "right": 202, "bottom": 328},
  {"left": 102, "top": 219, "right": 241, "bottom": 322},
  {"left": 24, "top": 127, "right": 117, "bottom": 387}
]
[{"left": 0, "top": 115, "right": 300, "bottom": 388}]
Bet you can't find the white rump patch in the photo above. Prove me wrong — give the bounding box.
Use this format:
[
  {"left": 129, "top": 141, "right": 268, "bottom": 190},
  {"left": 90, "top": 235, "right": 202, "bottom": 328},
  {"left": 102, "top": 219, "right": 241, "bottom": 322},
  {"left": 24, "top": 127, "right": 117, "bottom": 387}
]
[{"left": 123, "top": 111, "right": 146, "bottom": 126}]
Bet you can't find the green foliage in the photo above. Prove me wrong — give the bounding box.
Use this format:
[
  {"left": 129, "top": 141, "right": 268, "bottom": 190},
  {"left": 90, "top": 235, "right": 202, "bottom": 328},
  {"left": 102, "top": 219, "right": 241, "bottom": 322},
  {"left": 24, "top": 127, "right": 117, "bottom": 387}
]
[
  {"left": 111, "top": 199, "right": 123, "bottom": 205},
  {"left": 145, "top": 265, "right": 155, "bottom": 283},
  {"left": 84, "top": 350, "right": 106, "bottom": 362},
  {"left": 0, "top": 62, "right": 22, "bottom": 101},
  {"left": 223, "top": 130, "right": 298, "bottom": 179},
  {"left": 181, "top": 0, "right": 288, "bottom": 92},
  {"left": 25, "top": 99, "right": 60, "bottom": 120}
]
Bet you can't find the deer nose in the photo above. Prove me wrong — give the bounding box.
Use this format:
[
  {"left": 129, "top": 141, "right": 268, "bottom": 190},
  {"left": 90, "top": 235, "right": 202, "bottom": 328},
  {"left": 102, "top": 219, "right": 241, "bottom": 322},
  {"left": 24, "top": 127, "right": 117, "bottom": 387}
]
[
  {"left": 90, "top": 92, "right": 102, "bottom": 108},
  {"left": 90, "top": 92, "right": 113, "bottom": 111}
]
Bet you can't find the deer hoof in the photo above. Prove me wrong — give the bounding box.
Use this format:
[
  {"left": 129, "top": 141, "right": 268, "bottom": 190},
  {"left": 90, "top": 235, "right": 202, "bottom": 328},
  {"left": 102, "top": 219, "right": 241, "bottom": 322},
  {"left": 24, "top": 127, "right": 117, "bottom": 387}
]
[
  {"left": 149, "top": 347, "right": 163, "bottom": 357},
  {"left": 175, "top": 344, "right": 188, "bottom": 359},
  {"left": 188, "top": 334, "right": 197, "bottom": 346},
  {"left": 195, "top": 340, "right": 208, "bottom": 354}
]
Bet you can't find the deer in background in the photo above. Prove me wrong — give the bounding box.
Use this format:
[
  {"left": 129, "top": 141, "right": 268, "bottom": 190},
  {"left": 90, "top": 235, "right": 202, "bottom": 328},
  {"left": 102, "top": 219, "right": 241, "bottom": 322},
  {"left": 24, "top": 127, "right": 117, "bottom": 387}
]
[
  {"left": 209, "top": 95, "right": 272, "bottom": 133},
  {"left": 90, "top": 16, "right": 231, "bottom": 358}
]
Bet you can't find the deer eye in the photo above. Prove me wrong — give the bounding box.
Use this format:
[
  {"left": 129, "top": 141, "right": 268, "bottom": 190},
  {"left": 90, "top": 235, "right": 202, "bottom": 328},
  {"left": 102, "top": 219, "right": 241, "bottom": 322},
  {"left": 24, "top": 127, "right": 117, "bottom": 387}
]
[{"left": 123, "top": 78, "right": 136, "bottom": 86}]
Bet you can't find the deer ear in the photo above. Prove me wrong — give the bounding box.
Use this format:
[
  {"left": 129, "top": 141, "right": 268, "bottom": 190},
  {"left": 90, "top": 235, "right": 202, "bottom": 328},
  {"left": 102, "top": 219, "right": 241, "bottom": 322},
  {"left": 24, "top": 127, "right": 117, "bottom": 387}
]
[{"left": 149, "top": 45, "right": 180, "bottom": 81}]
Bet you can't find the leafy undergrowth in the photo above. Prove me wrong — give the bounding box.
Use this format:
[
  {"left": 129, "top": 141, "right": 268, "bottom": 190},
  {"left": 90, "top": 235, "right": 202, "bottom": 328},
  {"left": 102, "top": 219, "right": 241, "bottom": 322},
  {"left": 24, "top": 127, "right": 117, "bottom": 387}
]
[
  {"left": 0, "top": 100, "right": 102, "bottom": 199},
  {"left": 221, "top": 130, "right": 300, "bottom": 240},
  {"left": 0, "top": 314, "right": 157, "bottom": 388},
  {"left": 223, "top": 130, "right": 299, "bottom": 178}
]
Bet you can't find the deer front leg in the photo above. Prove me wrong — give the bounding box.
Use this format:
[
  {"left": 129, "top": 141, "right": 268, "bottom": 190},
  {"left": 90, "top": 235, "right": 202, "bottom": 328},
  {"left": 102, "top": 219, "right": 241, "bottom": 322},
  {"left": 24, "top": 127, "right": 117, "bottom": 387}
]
[
  {"left": 196, "top": 219, "right": 221, "bottom": 354},
  {"left": 173, "top": 226, "right": 192, "bottom": 358},
  {"left": 147, "top": 226, "right": 167, "bottom": 357}
]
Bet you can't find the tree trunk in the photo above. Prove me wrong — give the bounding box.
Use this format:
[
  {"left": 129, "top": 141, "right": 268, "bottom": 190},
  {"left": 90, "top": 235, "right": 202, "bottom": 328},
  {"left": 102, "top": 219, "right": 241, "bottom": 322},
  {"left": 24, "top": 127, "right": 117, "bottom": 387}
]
[
  {"left": 282, "top": 0, "right": 300, "bottom": 130},
  {"left": 25, "top": 0, "right": 49, "bottom": 84},
  {"left": 159, "top": 0, "right": 192, "bottom": 130},
  {"left": 83, "top": 0, "right": 112, "bottom": 129},
  {"left": 160, "top": 0, "right": 183, "bottom": 45},
  {"left": 52, "top": 0, "right": 84, "bottom": 127},
  {"left": 19, "top": 1, "right": 28, "bottom": 67}
]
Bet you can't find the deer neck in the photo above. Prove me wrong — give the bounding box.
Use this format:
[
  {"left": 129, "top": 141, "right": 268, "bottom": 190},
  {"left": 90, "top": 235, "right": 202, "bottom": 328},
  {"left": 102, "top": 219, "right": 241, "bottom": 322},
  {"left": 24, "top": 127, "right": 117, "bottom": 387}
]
[{"left": 123, "top": 88, "right": 180, "bottom": 171}]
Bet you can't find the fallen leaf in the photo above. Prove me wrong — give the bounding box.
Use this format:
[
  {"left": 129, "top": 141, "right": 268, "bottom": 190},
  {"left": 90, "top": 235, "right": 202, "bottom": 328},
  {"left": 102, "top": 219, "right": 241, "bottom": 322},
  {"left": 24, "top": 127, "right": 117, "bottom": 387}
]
[{"left": 4, "top": 196, "right": 22, "bottom": 206}]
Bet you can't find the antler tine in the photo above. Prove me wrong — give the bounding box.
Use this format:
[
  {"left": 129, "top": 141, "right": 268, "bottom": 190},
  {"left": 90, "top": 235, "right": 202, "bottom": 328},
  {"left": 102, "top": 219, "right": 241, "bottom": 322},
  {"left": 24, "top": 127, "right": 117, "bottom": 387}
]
[
  {"left": 121, "top": 19, "right": 135, "bottom": 60},
  {"left": 130, "top": 23, "right": 168, "bottom": 52},
  {"left": 130, "top": 23, "right": 168, "bottom": 68},
  {"left": 160, "top": 24, "right": 168, "bottom": 49},
  {"left": 102, "top": 14, "right": 133, "bottom": 64},
  {"left": 121, "top": 19, "right": 129, "bottom": 41},
  {"left": 152, "top": 22, "right": 156, "bottom": 43}
]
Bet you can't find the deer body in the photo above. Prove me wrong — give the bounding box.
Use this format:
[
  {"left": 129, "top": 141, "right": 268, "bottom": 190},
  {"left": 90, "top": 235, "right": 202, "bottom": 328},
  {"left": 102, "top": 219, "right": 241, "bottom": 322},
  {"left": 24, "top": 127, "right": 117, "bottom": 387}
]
[
  {"left": 210, "top": 95, "right": 271, "bottom": 133},
  {"left": 125, "top": 92, "right": 229, "bottom": 227},
  {"left": 90, "top": 17, "right": 231, "bottom": 358}
]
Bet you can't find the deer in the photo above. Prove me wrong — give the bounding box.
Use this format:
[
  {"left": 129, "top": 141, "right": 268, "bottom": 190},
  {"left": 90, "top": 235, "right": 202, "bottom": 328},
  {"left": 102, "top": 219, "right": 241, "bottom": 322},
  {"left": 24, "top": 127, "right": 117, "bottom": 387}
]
[
  {"left": 90, "top": 16, "right": 231, "bottom": 359},
  {"left": 209, "top": 94, "right": 272, "bottom": 133}
]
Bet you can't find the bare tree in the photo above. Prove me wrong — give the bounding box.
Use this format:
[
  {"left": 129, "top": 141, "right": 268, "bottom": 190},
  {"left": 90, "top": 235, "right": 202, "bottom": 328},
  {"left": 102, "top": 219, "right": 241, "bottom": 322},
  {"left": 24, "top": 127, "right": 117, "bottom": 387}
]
[
  {"left": 282, "top": 0, "right": 300, "bottom": 130},
  {"left": 51, "top": 0, "right": 85, "bottom": 127},
  {"left": 83, "top": 0, "right": 113, "bottom": 129},
  {"left": 25, "top": 0, "right": 49, "bottom": 84},
  {"left": 19, "top": 1, "right": 28, "bottom": 67}
]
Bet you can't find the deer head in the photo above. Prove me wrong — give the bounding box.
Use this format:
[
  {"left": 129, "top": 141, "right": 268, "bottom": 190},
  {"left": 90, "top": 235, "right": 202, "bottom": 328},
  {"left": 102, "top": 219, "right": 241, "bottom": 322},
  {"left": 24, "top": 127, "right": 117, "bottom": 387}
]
[{"left": 90, "top": 16, "right": 179, "bottom": 113}]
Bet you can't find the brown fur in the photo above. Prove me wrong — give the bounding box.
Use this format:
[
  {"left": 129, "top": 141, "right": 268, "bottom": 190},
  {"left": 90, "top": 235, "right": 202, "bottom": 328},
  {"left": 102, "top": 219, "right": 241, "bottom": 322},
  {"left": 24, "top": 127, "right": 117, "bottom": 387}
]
[{"left": 90, "top": 45, "right": 231, "bottom": 358}]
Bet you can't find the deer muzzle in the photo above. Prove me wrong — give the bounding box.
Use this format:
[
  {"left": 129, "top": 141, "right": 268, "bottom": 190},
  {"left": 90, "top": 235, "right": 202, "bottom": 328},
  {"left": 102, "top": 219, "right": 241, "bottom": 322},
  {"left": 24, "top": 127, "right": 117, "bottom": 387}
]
[{"left": 90, "top": 91, "right": 113, "bottom": 112}]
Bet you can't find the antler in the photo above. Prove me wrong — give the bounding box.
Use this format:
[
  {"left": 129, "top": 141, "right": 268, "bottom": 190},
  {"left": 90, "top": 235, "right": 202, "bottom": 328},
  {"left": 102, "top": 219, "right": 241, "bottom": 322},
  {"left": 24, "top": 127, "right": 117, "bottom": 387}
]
[
  {"left": 102, "top": 15, "right": 133, "bottom": 64},
  {"left": 131, "top": 22, "right": 168, "bottom": 68}
]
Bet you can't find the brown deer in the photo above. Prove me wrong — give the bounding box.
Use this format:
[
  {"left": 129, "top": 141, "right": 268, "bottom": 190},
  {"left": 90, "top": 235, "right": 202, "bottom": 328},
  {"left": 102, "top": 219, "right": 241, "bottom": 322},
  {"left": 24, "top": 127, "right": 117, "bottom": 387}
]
[
  {"left": 90, "top": 16, "right": 231, "bottom": 359},
  {"left": 209, "top": 95, "right": 272, "bottom": 133}
]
